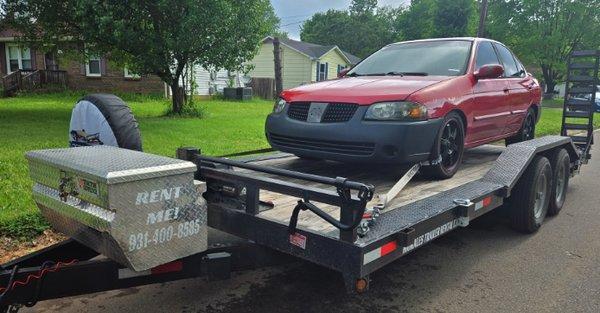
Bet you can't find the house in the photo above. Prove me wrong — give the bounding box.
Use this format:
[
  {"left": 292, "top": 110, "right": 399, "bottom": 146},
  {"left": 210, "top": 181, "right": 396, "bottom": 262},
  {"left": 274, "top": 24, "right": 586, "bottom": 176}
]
[
  {"left": 0, "top": 28, "right": 165, "bottom": 95},
  {"left": 248, "top": 37, "right": 361, "bottom": 90},
  {"left": 183, "top": 67, "right": 243, "bottom": 96}
]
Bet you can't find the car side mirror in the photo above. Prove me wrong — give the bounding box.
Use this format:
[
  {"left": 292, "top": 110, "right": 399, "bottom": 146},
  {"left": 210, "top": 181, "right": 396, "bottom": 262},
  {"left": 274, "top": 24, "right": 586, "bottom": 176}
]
[
  {"left": 474, "top": 64, "right": 504, "bottom": 80},
  {"left": 338, "top": 67, "right": 351, "bottom": 78}
]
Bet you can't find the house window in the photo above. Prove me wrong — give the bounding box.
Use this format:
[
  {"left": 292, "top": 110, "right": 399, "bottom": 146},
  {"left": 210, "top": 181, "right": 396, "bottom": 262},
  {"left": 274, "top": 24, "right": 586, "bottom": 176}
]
[
  {"left": 86, "top": 55, "right": 102, "bottom": 77},
  {"left": 5, "top": 44, "right": 32, "bottom": 73},
  {"left": 317, "top": 62, "right": 328, "bottom": 81},
  {"left": 124, "top": 67, "right": 140, "bottom": 79}
]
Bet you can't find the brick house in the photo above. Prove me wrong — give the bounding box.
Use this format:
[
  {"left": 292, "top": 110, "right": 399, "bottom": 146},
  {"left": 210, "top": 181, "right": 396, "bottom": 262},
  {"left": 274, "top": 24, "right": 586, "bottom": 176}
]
[{"left": 0, "top": 28, "right": 165, "bottom": 95}]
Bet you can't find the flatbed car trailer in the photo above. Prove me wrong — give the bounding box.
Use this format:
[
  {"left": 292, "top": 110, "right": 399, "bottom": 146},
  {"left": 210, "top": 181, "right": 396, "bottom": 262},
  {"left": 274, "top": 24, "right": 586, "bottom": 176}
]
[{"left": 1, "top": 50, "right": 598, "bottom": 312}]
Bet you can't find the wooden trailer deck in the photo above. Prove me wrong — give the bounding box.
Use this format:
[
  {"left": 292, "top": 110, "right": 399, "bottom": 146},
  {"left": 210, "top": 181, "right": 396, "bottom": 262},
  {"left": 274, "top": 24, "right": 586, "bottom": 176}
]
[{"left": 236, "top": 145, "right": 505, "bottom": 239}]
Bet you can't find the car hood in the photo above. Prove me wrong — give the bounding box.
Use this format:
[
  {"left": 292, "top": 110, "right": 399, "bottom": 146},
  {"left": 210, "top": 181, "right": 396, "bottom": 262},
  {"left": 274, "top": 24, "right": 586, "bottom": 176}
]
[{"left": 281, "top": 76, "right": 450, "bottom": 105}]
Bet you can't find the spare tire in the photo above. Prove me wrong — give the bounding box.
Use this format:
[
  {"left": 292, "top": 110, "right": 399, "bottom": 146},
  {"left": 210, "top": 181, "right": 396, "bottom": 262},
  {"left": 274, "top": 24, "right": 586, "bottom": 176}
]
[{"left": 69, "top": 93, "right": 142, "bottom": 151}]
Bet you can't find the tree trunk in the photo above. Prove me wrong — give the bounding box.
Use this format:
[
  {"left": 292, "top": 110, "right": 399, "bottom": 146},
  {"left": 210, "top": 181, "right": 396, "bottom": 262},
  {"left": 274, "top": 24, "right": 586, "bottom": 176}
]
[
  {"left": 171, "top": 82, "right": 184, "bottom": 114},
  {"left": 541, "top": 64, "right": 557, "bottom": 96}
]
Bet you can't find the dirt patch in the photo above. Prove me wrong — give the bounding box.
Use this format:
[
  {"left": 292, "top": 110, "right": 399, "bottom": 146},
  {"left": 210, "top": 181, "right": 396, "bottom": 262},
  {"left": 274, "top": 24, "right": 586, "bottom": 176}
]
[{"left": 0, "top": 230, "right": 67, "bottom": 264}]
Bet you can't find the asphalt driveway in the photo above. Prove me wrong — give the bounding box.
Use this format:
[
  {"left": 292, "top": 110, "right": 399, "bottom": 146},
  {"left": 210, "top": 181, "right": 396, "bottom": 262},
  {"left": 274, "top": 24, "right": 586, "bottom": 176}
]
[{"left": 23, "top": 132, "right": 600, "bottom": 313}]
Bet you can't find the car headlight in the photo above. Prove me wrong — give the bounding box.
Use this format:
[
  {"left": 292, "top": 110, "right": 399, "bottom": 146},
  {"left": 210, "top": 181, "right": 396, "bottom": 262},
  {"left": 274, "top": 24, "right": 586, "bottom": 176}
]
[
  {"left": 364, "top": 102, "right": 428, "bottom": 121},
  {"left": 273, "top": 98, "right": 287, "bottom": 114}
]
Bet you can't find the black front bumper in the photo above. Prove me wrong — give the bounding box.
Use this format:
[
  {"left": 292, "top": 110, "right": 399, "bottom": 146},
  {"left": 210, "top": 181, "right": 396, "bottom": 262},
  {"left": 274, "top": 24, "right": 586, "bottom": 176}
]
[{"left": 265, "top": 105, "right": 443, "bottom": 164}]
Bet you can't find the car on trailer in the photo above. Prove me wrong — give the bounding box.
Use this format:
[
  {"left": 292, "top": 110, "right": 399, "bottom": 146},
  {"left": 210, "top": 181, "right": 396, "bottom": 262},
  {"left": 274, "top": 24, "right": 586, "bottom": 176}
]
[
  {"left": 266, "top": 38, "right": 542, "bottom": 179},
  {"left": 1, "top": 49, "right": 598, "bottom": 313}
]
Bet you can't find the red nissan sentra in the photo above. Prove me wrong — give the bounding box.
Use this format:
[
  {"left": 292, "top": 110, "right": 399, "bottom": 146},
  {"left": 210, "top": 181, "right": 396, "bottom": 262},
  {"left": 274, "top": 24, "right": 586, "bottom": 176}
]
[{"left": 266, "top": 38, "right": 542, "bottom": 179}]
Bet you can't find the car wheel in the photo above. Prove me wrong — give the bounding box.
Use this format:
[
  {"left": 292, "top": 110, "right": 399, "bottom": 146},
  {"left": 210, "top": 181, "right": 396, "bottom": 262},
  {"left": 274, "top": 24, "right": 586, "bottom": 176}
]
[
  {"left": 547, "top": 148, "right": 570, "bottom": 216},
  {"left": 506, "top": 108, "right": 535, "bottom": 145},
  {"left": 422, "top": 112, "right": 465, "bottom": 179}
]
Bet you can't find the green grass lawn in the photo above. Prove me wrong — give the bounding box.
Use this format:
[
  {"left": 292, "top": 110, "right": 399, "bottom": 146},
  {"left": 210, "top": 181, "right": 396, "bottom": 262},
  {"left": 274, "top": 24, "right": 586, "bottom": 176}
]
[
  {"left": 0, "top": 93, "right": 598, "bottom": 239},
  {"left": 0, "top": 92, "right": 272, "bottom": 238}
]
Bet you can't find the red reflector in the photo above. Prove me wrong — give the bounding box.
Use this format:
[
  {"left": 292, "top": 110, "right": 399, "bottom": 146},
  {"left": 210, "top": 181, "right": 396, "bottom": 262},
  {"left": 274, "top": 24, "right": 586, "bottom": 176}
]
[
  {"left": 380, "top": 241, "right": 397, "bottom": 256},
  {"left": 151, "top": 261, "right": 183, "bottom": 275},
  {"left": 482, "top": 196, "right": 492, "bottom": 207}
]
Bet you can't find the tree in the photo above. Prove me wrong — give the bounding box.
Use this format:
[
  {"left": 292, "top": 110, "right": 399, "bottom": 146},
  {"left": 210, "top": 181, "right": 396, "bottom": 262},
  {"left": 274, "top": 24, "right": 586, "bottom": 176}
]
[
  {"left": 300, "top": 5, "right": 398, "bottom": 58},
  {"left": 4, "top": 0, "right": 276, "bottom": 114},
  {"left": 395, "top": 0, "right": 435, "bottom": 40},
  {"left": 487, "top": 0, "right": 600, "bottom": 94},
  {"left": 394, "top": 0, "right": 477, "bottom": 41},
  {"left": 432, "top": 0, "right": 476, "bottom": 38}
]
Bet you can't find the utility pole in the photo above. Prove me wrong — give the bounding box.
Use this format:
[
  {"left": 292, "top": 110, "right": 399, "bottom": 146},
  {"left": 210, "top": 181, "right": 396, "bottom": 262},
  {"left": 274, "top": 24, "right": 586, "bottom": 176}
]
[
  {"left": 477, "top": 0, "right": 489, "bottom": 38},
  {"left": 273, "top": 37, "right": 283, "bottom": 98}
]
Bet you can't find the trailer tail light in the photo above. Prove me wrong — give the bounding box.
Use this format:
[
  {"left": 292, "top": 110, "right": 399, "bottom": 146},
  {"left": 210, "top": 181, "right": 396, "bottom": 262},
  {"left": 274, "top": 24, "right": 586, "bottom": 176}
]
[
  {"left": 363, "top": 241, "right": 397, "bottom": 265},
  {"left": 475, "top": 196, "right": 493, "bottom": 211},
  {"left": 118, "top": 261, "right": 183, "bottom": 279}
]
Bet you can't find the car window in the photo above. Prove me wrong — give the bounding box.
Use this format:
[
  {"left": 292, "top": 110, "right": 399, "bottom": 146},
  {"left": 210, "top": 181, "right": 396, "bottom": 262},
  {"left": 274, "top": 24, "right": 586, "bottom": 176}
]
[
  {"left": 475, "top": 41, "right": 501, "bottom": 71},
  {"left": 347, "top": 40, "right": 472, "bottom": 77},
  {"left": 494, "top": 43, "right": 520, "bottom": 77},
  {"left": 513, "top": 55, "right": 526, "bottom": 78}
]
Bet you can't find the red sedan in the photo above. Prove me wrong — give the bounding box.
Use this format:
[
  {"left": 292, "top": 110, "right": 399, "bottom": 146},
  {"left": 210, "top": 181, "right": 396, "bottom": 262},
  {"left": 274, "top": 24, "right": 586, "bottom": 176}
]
[{"left": 266, "top": 38, "right": 542, "bottom": 178}]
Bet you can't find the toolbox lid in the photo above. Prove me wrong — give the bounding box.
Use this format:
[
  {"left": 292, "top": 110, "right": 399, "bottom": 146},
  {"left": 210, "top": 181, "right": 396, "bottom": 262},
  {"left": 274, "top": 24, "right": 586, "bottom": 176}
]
[{"left": 26, "top": 146, "right": 197, "bottom": 184}]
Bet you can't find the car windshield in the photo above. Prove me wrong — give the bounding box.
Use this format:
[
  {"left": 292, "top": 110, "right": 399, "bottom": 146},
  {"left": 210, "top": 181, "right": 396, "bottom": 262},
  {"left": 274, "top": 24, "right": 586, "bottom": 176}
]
[{"left": 348, "top": 40, "right": 472, "bottom": 77}]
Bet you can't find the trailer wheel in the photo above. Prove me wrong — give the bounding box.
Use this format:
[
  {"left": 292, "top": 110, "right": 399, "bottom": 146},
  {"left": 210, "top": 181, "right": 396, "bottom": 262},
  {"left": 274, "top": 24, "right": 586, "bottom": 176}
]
[
  {"left": 69, "top": 94, "right": 142, "bottom": 151},
  {"left": 547, "top": 148, "right": 570, "bottom": 216},
  {"left": 509, "top": 155, "right": 552, "bottom": 233}
]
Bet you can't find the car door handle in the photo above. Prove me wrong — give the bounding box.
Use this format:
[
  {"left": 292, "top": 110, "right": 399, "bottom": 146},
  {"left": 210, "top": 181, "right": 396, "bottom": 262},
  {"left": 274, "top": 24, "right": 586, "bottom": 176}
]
[{"left": 503, "top": 88, "right": 510, "bottom": 93}]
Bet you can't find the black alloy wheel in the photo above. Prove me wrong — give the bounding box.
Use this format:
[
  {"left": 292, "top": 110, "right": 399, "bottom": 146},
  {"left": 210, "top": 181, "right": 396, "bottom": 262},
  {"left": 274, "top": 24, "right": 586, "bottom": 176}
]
[
  {"left": 506, "top": 108, "right": 536, "bottom": 145},
  {"left": 422, "top": 112, "right": 465, "bottom": 179},
  {"left": 440, "top": 120, "right": 463, "bottom": 170},
  {"left": 522, "top": 113, "right": 535, "bottom": 141}
]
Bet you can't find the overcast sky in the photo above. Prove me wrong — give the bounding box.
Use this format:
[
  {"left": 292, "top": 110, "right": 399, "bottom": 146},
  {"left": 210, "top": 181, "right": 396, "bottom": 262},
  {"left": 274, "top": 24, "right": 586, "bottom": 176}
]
[{"left": 271, "top": 0, "right": 409, "bottom": 40}]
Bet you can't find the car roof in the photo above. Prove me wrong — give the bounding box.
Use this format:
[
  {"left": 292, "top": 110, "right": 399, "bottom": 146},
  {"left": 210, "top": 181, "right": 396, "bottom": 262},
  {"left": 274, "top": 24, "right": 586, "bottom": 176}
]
[{"left": 389, "top": 37, "right": 502, "bottom": 46}]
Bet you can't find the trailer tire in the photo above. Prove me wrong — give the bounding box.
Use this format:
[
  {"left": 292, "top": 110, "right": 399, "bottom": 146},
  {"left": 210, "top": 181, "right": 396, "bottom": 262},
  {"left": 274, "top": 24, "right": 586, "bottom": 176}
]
[
  {"left": 547, "top": 148, "right": 570, "bottom": 216},
  {"left": 69, "top": 94, "right": 142, "bottom": 151},
  {"left": 509, "top": 155, "right": 552, "bottom": 233}
]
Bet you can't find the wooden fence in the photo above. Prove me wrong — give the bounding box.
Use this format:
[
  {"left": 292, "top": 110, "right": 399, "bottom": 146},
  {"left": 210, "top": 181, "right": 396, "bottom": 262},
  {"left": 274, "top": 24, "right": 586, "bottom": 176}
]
[
  {"left": 2, "top": 69, "right": 67, "bottom": 96},
  {"left": 249, "top": 77, "right": 275, "bottom": 100}
]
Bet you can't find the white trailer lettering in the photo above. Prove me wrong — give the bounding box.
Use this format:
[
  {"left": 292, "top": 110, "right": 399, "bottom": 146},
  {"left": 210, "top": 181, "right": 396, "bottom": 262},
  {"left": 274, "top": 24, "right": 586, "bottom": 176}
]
[{"left": 136, "top": 186, "right": 184, "bottom": 205}]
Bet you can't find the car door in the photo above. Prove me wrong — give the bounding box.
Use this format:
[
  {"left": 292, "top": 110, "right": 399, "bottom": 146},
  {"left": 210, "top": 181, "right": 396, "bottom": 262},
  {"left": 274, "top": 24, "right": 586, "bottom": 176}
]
[
  {"left": 469, "top": 41, "right": 511, "bottom": 144},
  {"left": 493, "top": 43, "right": 534, "bottom": 135}
]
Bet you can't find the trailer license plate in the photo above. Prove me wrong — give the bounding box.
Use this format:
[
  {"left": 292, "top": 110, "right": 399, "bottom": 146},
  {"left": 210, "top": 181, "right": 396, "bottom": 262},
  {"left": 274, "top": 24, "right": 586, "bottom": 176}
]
[
  {"left": 307, "top": 102, "right": 328, "bottom": 123},
  {"left": 289, "top": 232, "right": 307, "bottom": 249}
]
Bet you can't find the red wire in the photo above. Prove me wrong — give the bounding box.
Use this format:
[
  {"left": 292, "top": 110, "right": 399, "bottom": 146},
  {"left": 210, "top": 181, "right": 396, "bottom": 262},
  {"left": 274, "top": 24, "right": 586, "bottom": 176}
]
[{"left": 0, "top": 259, "right": 78, "bottom": 293}]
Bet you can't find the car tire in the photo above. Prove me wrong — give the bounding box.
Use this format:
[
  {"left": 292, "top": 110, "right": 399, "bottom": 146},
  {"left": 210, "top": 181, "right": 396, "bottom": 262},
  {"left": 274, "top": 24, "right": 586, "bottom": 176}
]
[
  {"left": 421, "top": 112, "right": 465, "bottom": 180},
  {"left": 506, "top": 108, "right": 535, "bottom": 145},
  {"left": 509, "top": 155, "right": 552, "bottom": 233},
  {"left": 69, "top": 93, "right": 143, "bottom": 151},
  {"left": 547, "top": 148, "right": 570, "bottom": 216}
]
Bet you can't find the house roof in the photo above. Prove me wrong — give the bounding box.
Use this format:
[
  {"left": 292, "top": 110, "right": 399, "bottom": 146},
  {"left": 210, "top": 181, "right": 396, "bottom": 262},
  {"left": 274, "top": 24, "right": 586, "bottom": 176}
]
[{"left": 263, "top": 37, "right": 361, "bottom": 65}]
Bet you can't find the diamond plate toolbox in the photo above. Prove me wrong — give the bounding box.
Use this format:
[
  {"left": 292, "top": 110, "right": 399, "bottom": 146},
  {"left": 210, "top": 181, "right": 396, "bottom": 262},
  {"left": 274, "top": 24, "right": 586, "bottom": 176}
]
[{"left": 26, "top": 146, "right": 207, "bottom": 271}]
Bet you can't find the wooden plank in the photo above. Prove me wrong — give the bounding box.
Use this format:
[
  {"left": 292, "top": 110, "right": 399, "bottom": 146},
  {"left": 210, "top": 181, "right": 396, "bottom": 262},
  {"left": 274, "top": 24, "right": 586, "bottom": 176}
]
[{"left": 237, "top": 145, "right": 504, "bottom": 238}]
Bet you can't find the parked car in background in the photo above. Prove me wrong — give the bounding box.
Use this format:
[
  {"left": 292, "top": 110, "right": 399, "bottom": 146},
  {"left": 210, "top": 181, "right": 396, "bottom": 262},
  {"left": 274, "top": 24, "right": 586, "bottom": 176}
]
[{"left": 266, "top": 38, "right": 542, "bottom": 179}]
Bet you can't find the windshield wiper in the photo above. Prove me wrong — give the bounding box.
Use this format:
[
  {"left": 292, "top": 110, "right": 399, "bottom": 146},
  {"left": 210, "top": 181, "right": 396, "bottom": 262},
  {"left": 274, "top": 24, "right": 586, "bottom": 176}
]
[
  {"left": 346, "top": 72, "right": 363, "bottom": 77},
  {"left": 357, "top": 71, "right": 429, "bottom": 77},
  {"left": 396, "top": 72, "right": 429, "bottom": 76}
]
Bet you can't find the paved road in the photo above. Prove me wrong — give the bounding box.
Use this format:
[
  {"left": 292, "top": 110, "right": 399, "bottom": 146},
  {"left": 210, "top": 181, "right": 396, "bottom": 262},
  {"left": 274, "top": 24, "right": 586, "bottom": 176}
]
[{"left": 24, "top": 133, "right": 600, "bottom": 313}]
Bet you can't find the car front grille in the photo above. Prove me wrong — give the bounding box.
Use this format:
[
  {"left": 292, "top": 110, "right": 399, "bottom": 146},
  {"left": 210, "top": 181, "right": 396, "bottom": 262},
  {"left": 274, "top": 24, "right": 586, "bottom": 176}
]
[
  {"left": 268, "top": 133, "right": 375, "bottom": 156},
  {"left": 287, "top": 102, "right": 359, "bottom": 123}
]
